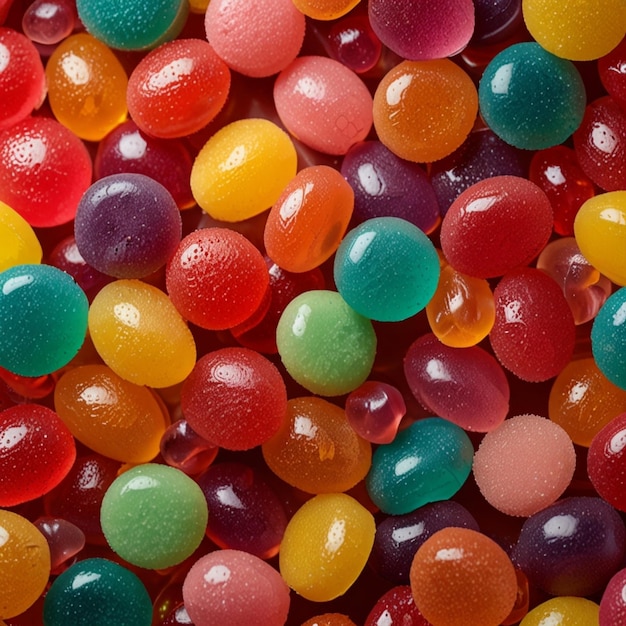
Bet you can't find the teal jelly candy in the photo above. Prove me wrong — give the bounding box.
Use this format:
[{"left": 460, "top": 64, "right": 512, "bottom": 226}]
[
  {"left": 479, "top": 42, "right": 586, "bottom": 150},
  {"left": 43, "top": 557, "right": 152, "bottom": 626},
  {"left": 333, "top": 217, "right": 440, "bottom": 322},
  {"left": 76, "top": 0, "right": 188, "bottom": 50},
  {"left": 276, "top": 290, "right": 377, "bottom": 396},
  {"left": 366, "top": 417, "right": 474, "bottom": 515},
  {"left": 592, "top": 287, "right": 626, "bottom": 390},
  {"left": 100, "top": 463, "right": 208, "bottom": 569},
  {"left": 0, "top": 264, "right": 88, "bottom": 377}
]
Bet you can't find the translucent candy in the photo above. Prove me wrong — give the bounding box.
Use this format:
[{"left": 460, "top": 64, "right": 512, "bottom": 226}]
[
  {"left": 520, "top": 597, "right": 600, "bottom": 626},
  {"left": 205, "top": 0, "right": 305, "bottom": 77},
  {"left": 598, "top": 37, "right": 626, "bottom": 109},
  {"left": 302, "top": 614, "right": 357, "bottom": 626},
  {"left": 366, "top": 417, "right": 474, "bottom": 515},
  {"left": 473, "top": 414, "right": 576, "bottom": 516},
  {"left": 410, "top": 527, "right": 518, "bottom": 626},
  {"left": 404, "top": 334, "right": 510, "bottom": 432},
  {"left": 364, "top": 586, "right": 430, "bottom": 626},
  {"left": 334, "top": 217, "right": 440, "bottom": 322},
  {"left": 0, "top": 510, "right": 50, "bottom": 619},
  {"left": 292, "top": 0, "right": 361, "bottom": 20},
  {"left": 21, "top": 0, "right": 77, "bottom": 45},
  {"left": 279, "top": 493, "right": 375, "bottom": 601},
  {"left": 160, "top": 419, "right": 218, "bottom": 476},
  {"left": 328, "top": 15, "right": 382, "bottom": 73},
  {"left": 276, "top": 290, "right": 377, "bottom": 396},
  {"left": 43, "top": 557, "right": 152, "bottom": 626},
  {"left": 101, "top": 463, "right": 208, "bottom": 569},
  {"left": 46, "top": 33, "right": 128, "bottom": 142},
  {"left": 54, "top": 364, "right": 167, "bottom": 463},
  {"left": 262, "top": 396, "right": 371, "bottom": 493},
  {"left": 33, "top": 517, "right": 85, "bottom": 574},
  {"left": 592, "top": 287, "right": 626, "bottom": 391},
  {"left": 0, "top": 200, "right": 42, "bottom": 273},
  {"left": 373, "top": 59, "right": 478, "bottom": 163},
  {"left": 479, "top": 42, "right": 586, "bottom": 150},
  {"left": 0, "top": 263, "right": 89, "bottom": 377},
  {"left": 470, "top": 0, "right": 523, "bottom": 46},
  {"left": 127, "top": 38, "right": 230, "bottom": 139},
  {"left": 88, "top": 279, "right": 196, "bottom": 388}
]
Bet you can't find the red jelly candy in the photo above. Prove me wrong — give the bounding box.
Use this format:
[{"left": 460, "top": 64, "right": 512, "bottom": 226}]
[
  {"left": 490, "top": 268, "right": 576, "bottom": 382},
  {"left": 181, "top": 347, "right": 287, "bottom": 450},
  {"left": 440, "top": 176, "right": 553, "bottom": 278},
  {"left": 166, "top": 228, "right": 269, "bottom": 330},
  {"left": 0, "top": 404, "right": 76, "bottom": 507},
  {"left": 600, "top": 568, "right": 626, "bottom": 625},
  {"left": 365, "top": 585, "right": 431, "bottom": 626},
  {"left": 598, "top": 37, "right": 626, "bottom": 110}
]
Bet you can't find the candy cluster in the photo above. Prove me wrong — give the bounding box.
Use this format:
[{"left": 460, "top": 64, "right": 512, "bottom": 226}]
[{"left": 1, "top": 0, "right": 626, "bottom": 624}]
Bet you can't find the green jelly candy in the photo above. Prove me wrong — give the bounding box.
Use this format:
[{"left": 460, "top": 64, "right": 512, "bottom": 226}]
[
  {"left": 276, "top": 290, "right": 377, "bottom": 396},
  {"left": 592, "top": 287, "right": 626, "bottom": 390},
  {"left": 43, "top": 558, "right": 152, "bottom": 626},
  {"left": 76, "top": 0, "right": 188, "bottom": 50},
  {"left": 366, "top": 417, "right": 474, "bottom": 515},
  {"left": 101, "top": 463, "right": 208, "bottom": 569},
  {"left": 0, "top": 264, "right": 88, "bottom": 377}
]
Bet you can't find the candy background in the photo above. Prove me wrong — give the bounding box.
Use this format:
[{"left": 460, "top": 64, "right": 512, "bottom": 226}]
[{"left": 1, "top": 0, "right": 626, "bottom": 624}]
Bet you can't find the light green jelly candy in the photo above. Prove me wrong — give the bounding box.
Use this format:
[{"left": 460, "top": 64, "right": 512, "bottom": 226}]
[
  {"left": 101, "top": 463, "right": 208, "bottom": 569},
  {"left": 276, "top": 290, "right": 377, "bottom": 396}
]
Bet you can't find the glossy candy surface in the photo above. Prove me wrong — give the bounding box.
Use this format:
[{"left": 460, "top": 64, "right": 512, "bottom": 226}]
[
  {"left": 520, "top": 597, "right": 600, "bottom": 626},
  {"left": 328, "top": 15, "right": 382, "bottom": 73},
  {"left": 592, "top": 287, "right": 626, "bottom": 391},
  {"left": 21, "top": 0, "right": 77, "bottom": 45},
  {"left": 0, "top": 200, "right": 42, "bottom": 273},
  {"left": 600, "top": 568, "right": 626, "bottom": 625}
]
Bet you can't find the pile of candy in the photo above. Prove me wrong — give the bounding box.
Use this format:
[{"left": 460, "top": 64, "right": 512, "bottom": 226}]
[{"left": 1, "top": 0, "right": 626, "bottom": 624}]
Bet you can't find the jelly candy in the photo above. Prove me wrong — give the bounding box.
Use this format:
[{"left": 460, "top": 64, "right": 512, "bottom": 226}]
[
  {"left": 598, "top": 37, "right": 626, "bottom": 109},
  {"left": 470, "top": 0, "right": 523, "bottom": 46},
  {"left": 479, "top": 42, "right": 586, "bottom": 150},
  {"left": 328, "top": 15, "right": 382, "bottom": 74},
  {"left": 366, "top": 417, "right": 474, "bottom": 515},
  {"left": 181, "top": 347, "right": 287, "bottom": 450},
  {"left": 473, "top": 413, "right": 576, "bottom": 516},
  {"left": 364, "top": 585, "right": 431, "bottom": 626},
  {"left": 279, "top": 492, "right": 375, "bottom": 602},
  {"left": 520, "top": 596, "right": 600, "bottom": 626},
  {"left": 33, "top": 517, "right": 85, "bottom": 575},
  {"left": 160, "top": 419, "right": 218, "bottom": 476},
  {"left": 373, "top": 59, "right": 478, "bottom": 163},
  {"left": 334, "top": 217, "right": 440, "bottom": 322},
  {"left": 592, "top": 287, "right": 626, "bottom": 391},
  {"left": 43, "top": 557, "right": 152, "bottom": 626},
  {"left": 301, "top": 614, "right": 356, "bottom": 626},
  {"left": 205, "top": 0, "right": 305, "bottom": 77},
  {"left": 0, "top": 200, "right": 41, "bottom": 273},
  {"left": 276, "top": 290, "right": 377, "bottom": 396},
  {"left": 292, "top": 0, "right": 360, "bottom": 20},
  {"left": 101, "top": 463, "right": 208, "bottom": 569},
  {"left": 21, "top": 0, "right": 77, "bottom": 45},
  {"left": 600, "top": 568, "right": 626, "bottom": 626}
]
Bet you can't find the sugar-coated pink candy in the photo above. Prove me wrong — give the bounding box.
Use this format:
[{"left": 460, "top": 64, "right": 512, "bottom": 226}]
[
  {"left": 274, "top": 55, "right": 373, "bottom": 155},
  {"left": 205, "top": 0, "right": 305, "bottom": 77},
  {"left": 473, "top": 414, "right": 576, "bottom": 517},
  {"left": 368, "top": 0, "right": 475, "bottom": 60},
  {"left": 440, "top": 176, "right": 553, "bottom": 279},
  {"left": 490, "top": 268, "right": 576, "bottom": 382},
  {"left": 404, "top": 333, "right": 510, "bottom": 432},
  {"left": 600, "top": 568, "right": 626, "bottom": 625},
  {"left": 182, "top": 549, "right": 290, "bottom": 626}
]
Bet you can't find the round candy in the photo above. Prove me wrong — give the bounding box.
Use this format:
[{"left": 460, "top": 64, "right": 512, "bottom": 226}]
[
  {"left": 181, "top": 347, "right": 287, "bottom": 450},
  {"left": 43, "top": 557, "right": 152, "bottom": 626},
  {"left": 183, "top": 549, "right": 290, "bottom": 626},
  {"left": 366, "top": 417, "right": 474, "bottom": 515},
  {"left": 276, "top": 290, "right": 377, "bottom": 396},
  {"left": 599, "top": 37, "right": 626, "bottom": 109},
  {"left": 101, "top": 463, "right": 208, "bottom": 569},
  {"left": 160, "top": 419, "right": 218, "bottom": 476},
  {"left": 0, "top": 200, "right": 42, "bottom": 273},
  {"left": 274, "top": 55, "right": 373, "bottom": 155},
  {"left": 479, "top": 42, "right": 586, "bottom": 150},
  {"left": 404, "top": 334, "right": 510, "bottom": 432},
  {"left": 0, "top": 404, "right": 76, "bottom": 507},
  {"left": 365, "top": 586, "right": 430, "bottom": 626},
  {"left": 191, "top": 118, "right": 297, "bottom": 221},
  {"left": 265, "top": 165, "right": 354, "bottom": 273},
  {"left": 302, "top": 614, "right": 356, "bottom": 626},
  {"left": 601, "top": 568, "right": 626, "bottom": 625},
  {"left": 328, "top": 15, "right": 382, "bottom": 74},
  {"left": 88, "top": 279, "right": 196, "bottom": 388},
  {"left": 292, "top": 0, "right": 360, "bottom": 19},
  {"left": 520, "top": 597, "right": 600, "bottom": 626},
  {"left": 46, "top": 33, "right": 128, "bottom": 142},
  {"left": 127, "top": 38, "right": 230, "bottom": 139},
  {"left": 0, "top": 510, "right": 50, "bottom": 619},
  {"left": 473, "top": 414, "right": 576, "bottom": 516},
  {"left": 0, "top": 263, "right": 88, "bottom": 377},
  {"left": 0, "top": 27, "right": 45, "bottom": 132},
  {"left": 470, "top": 0, "right": 523, "bottom": 46},
  {"left": 334, "top": 217, "right": 440, "bottom": 322},
  {"left": 205, "top": 0, "right": 305, "bottom": 77},
  {"left": 522, "top": 0, "right": 626, "bottom": 61},
  {"left": 373, "top": 59, "right": 477, "bottom": 163},
  {"left": 75, "top": 173, "right": 181, "bottom": 279},
  {"left": 592, "top": 287, "right": 626, "bottom": 391},
  {"left": 21, "top": 0, "right": 77, "bottom": 45},
  {"left": 0, "top": 116, "right": 92, "bottom": 227},
  {"left": 76, "top": 0, "right": 188, "bottom": 50},
  {"left": 279, "top": 493, "right": 375, "bottom": 602},
  {"left": 262, "top": 396, "right": 372, "bottom": 494},
  {"left": 410, "top": 527, "right": 517, "bottom": 626},
  {"left": 34, "top": 517, "right": 85, "bottom": 575},
  {"left": 54, "top": 364, "right": 167, "bottom": 463},
  {"left": 368, "top": 0, "right": 475, "bottom": 60},
  {"left": 166, "top": 228, "right": 269, "bottom": 330}
]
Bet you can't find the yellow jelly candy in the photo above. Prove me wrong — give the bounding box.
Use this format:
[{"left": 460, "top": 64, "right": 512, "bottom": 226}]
[
  {"left": 279, "top": 493, "right": 375, "bottom": 602},
  {"left": 520, "top": 596, "right": 599, "bottom": 625},
  {"left": 291, "top": 0, "right": 361, "bottom": 20},
  {"left": 0, "top": 200, "right": 42, "bottom": 272},
  {"left": 88, "top": 279, "right": 196, "bottom": 388},
  {"left": 190, "top": 118, "right": 297, "bottom": 222}
]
